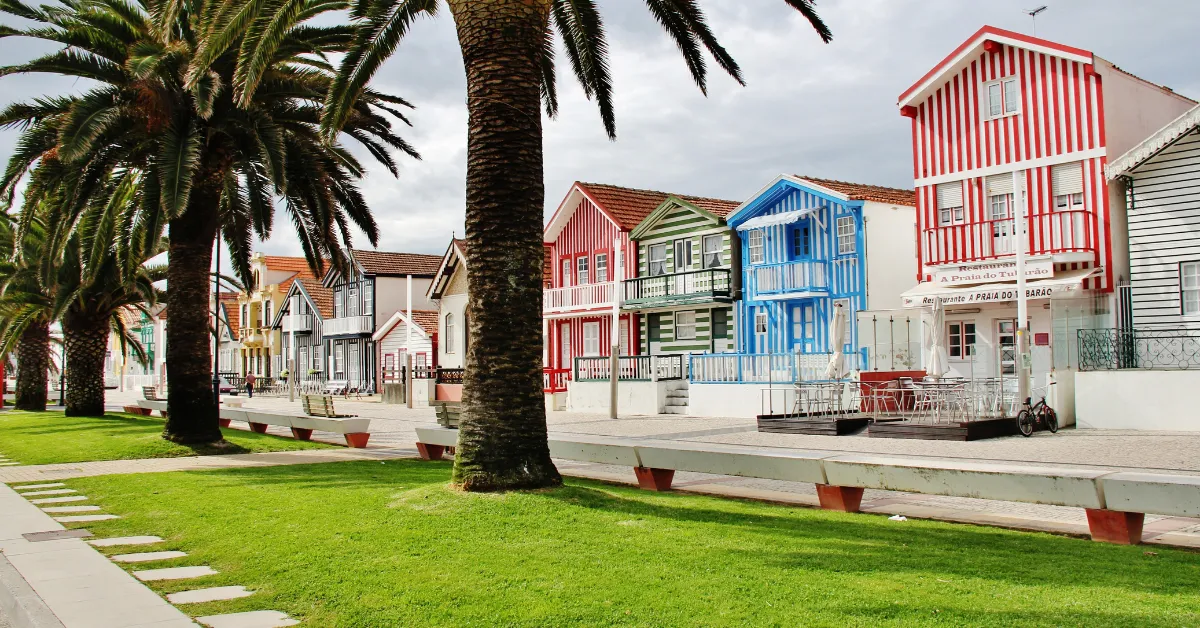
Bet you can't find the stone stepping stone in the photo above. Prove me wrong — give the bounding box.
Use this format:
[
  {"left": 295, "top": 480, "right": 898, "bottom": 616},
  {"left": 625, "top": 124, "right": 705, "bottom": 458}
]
[
  {"left": 41, "top": 505, "right": 101, "bottom": 514},
  {"left": 134, "top": 566, "right": 218, "bottom": 582},
  {"left": 196, "top": 611, "right": 299, "bottom": 628},
  {"left": 54, "top": 514, "right": 119, "bottom": 523},
  {"left": 111, "top": 551, "right": 187, "bottom": 563},
  {"left": 167, "top": 586, "right": 254, "bottom": 605},
  {"left": 14, "top": 483, "right": 65, "bottom": 490},
  {"left": 0, "top": 462, "right": 20, "bottom": 467},
  {"left": 88, "top": 536, "right": 164, "bottom": 547},
  {"left": 21, "top": 489, "right": 77, "bottom": 496},
  {"left": 30, "top": 495, "right": 88, "bottom": 504}
]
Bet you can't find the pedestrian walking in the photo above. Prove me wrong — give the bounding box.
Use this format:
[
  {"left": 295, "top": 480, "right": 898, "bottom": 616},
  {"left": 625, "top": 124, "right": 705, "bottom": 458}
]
[{"left": 245, "top": 372, "right": 256, "bottom": 398}]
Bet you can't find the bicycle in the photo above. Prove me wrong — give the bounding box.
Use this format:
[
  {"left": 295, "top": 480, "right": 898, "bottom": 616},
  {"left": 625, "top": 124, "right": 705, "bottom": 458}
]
[{"left": 1015, "top": 383, "right": 1058, "bottom": 437}]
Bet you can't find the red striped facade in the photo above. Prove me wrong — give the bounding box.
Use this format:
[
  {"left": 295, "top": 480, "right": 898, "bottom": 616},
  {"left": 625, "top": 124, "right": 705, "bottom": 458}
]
[{"left": 902, "top": 28, "right": 1112, "bottom": 291}]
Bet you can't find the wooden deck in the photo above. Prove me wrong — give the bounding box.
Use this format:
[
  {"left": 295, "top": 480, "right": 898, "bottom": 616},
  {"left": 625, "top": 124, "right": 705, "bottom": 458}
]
[
  {"left": 757, "top": 413, "right": 872, "bottom": 436},
  {"left": 866, "top": 417, "right": 1019, "bottom": 441}
]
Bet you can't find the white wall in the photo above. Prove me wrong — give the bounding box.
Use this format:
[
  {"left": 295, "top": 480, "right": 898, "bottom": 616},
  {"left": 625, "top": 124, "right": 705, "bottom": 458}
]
[
  {"left": 437, "top": 293, "right": 468, "bottom": 369},
  {"left": 1076, "top": 370, "right": 1200, "bottom": 431},
  {"left": 689, "top": 383, "right": 796, "bottom": 418},
  {"left": 1095, "top": 57, "right": 1196, "bottom": 162},
  {"left": 862, "top": 200, "right": 919, "bottom": 310},
  {"left": 567, "top": 380, "right": 667, "bottom": 415},
  {"left": 374, "top": 276, "right": 436, "bottom": 321}
]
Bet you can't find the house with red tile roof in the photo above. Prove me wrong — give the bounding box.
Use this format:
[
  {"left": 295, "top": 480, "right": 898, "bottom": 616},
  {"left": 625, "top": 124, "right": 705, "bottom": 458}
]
[
  {"left": 427, "top": 239, "right": 469, "bottom": 372},
  {"left": 235, "top": 253, "right": 321, "bottom": 379},
  {"left": 269, "top": 277, "right": 334, "bottom": 383}
]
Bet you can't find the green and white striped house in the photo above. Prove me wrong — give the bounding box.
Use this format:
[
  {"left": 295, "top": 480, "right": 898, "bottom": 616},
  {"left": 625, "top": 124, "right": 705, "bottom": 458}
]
[{"left": 625, "top": 195, "right": 742, "bottom": 356}]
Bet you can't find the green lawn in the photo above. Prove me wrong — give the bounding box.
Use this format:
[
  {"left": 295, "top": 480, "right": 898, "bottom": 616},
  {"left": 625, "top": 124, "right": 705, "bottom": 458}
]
[
  {"left": 0, "top": 411, "right": 333, "bottom": 465},
  {"left": 61, "top": 461, "right": 1200, "bottom": 627}
]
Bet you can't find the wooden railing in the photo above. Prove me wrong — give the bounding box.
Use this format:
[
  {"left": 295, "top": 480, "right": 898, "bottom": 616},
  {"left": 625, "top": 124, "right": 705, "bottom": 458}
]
[
  {"left": 689, "top": 352, "right": 858, "bottom": 383},
  {"left": 281, "top": 314, "right": 313, "bottom": 333},
  {"left": 574, "top": 354, "right": 684, "bottom": 382},
  {"left": 923, "top": 210, "right": 1094, "bottom": 265},
  {"left": 543, "top": 281, "right": 617, "bottom": 314},
  {"left": 543, "top": 367, "right": 571, "bottom": 393},
  {"left": 623, "top": 269, "right": 731, "bottom": 304},
  {"left": 751, "top": 260, "right": 828, "bottom": 297},
  {"left": 324, "top": 315, "right": 373, "bottom": 336}
]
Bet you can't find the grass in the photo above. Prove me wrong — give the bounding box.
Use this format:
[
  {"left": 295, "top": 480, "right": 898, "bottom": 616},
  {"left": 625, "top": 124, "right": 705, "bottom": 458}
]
[
  {"left": 0, "top": 410, "right": 333, "bottom": 465},
  {"left": 59, "top": 460, "right": 1200, "bottom": 627}
]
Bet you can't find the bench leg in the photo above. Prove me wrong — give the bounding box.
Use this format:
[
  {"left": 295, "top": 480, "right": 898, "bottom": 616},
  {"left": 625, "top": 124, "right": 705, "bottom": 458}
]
[
  {"left": 633, "top": 467, "right": 675, "bottom": 491},
  {"left": 249, "top": 422, "right": 268, "bottom": 434},
  {"left": 345, "top": 432, "right": 370, "bottom": 448},
  {"left": 218, "top": 419, "right": 232, "bottom": 428},
  {"left": 815, "top": 484, "right": 865, "bottom": 513},
  {"left": 1085, "top": 508, "right": 1145, "bottom": 545},
  {"left": 416, "top": 443, "right": 445, "bottom": 460},
  {"left": 290, "top": 428, "right": 313, "bottom": 441}
]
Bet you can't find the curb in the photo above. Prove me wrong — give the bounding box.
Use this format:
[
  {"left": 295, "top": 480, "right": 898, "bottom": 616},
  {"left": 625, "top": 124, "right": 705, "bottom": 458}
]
[{"left": 0, "top": 554, "right": 65, "bottom": 628}]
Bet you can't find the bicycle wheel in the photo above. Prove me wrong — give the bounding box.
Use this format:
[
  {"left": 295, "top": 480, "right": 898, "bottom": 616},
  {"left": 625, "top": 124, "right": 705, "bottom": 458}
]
[
  {"left": 1016, "top": 409, "right": 1034, "bottom": 437},
  {"left": 1042, "top": 407, "right": 1058, "bottom": 433}
]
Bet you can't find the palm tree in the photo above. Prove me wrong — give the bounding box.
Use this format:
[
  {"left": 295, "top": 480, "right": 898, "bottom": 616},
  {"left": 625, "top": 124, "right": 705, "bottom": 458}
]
[
  {"left": 0, "top": 0, "right": 417, "bottom": 443},
  {"left": 316, "top": 1, "right": 831, "bottom": 490},
  {"left": 0, "top": 212, "right": 54, "bottom": 411}
]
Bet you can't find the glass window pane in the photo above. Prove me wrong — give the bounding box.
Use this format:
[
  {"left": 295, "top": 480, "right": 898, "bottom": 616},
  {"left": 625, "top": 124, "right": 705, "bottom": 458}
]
[
  {"left": 1004, "top": 79, "right": 1019, "bottom": 113},
  {"left": 989, "top": 83, "right": 1002, "bottom": 116}
]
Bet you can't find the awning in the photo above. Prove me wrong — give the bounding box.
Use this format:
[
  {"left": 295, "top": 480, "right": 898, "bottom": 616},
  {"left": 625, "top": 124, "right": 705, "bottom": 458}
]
[
  {"left": 736, "top": 205, "right": 823, "bottom": 231},
  {"left": 901, "top": 267, "right": 1101, "bottom": 308}
]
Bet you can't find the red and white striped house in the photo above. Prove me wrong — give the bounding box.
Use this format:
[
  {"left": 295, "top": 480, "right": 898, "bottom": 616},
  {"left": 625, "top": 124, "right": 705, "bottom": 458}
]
[{"left": 895, "top": 26, "right": 1194, "bottom": 398}]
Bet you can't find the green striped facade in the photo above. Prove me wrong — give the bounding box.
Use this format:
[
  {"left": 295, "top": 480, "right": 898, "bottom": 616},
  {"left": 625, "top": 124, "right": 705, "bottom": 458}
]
[
  {"left": 640, "top": 306, "right": 735, "bottom": 354},
  {"left": 634, "top": 205, "right": 733, "bottom": 276}
]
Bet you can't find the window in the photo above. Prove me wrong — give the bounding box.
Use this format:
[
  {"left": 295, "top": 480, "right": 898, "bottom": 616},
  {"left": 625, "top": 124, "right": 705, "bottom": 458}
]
[
  {"left": 333, "top": 290, "right": 342, "bottom": 318},
  {"left": 1182, "top": 262, "right": 1200, "bottom": 315},
  {"left": 792, "top": 225, "right": 810, "bottom": 258},
  {"left": 576, "top": 256, "right": 589, "bottom": 284},
  {"left": 347, "top": 287, "right": 358, "bottom": 316},
  {"left": 748, "top": 230, "right": 765, "bottom": 264},
  {"left": 334, "top": 344, "right": 344, "bottom": 376},
  {"left": 754, "top": 311, "right": 768, "bottom": 335},
  {"left": 583, "top": 322, "right": 600, "bottom": 356},
  {"left": 595, "top": 253, "right": 608, "bottom": 283},
  {"left": 987, "top": 174, "right": 1014, "bottom": 220},
  {"left": 937, "top": 182, "right": 965, "bottom": 226},
  {"left": 263, "top": 301, "right": 271, "bottom": 326},
  {"left": 312, "top": 353, "right": 321, "bottom": 373},
  {"left": 712, "top": 308, "right": 728, "bottom": 339},
  {"left": 444, "top": 314, "right": 455, "bottom": 353},
  {"left": 1052, "top": 162, "right": 1085, "bottom": 211},
  {"left": 836, "top": 216, "right": 856, "bottom": 255},
  {"left": 984, "top": 77, "right": 1019, "bottom": 119},
  {"left": 702, "top": 235, "right": 723, "bottom": 268},
  {"left": 618, "top": 319, "right": 628, "bottom": 355},
  {"left": 948, "top": 321, "right": 977, "bottom": 358},
  {"left": 674, "top": 239, "right": 693, "bottom": 271},
  {"left": 648, "top": 244, "right": 668, "bottom": 276},
  {"left": 241, "top": 304, "right": 248, "bottom": 328},
  {"left": 363, "top": 282, "right": 373, "bottom": 315},
  {"left": 561, "top": 259, "right": 571, "bottom": 287},
  {"left": 675, "top": 311, "right": 697, "bottom": 340}
]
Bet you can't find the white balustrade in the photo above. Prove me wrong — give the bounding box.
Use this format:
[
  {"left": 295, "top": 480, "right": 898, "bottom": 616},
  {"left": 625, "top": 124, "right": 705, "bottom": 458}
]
[
  {"left": 543, "top": 281, "right": 617, "bottom": 313},
  {"left": 324, "top": 315, "right": 373, "bottom": 336}
]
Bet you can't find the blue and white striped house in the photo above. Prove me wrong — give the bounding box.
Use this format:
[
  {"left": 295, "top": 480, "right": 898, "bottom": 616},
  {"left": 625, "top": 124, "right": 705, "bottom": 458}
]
[{"left": 727, "top": 176, "right": 918, "bottom": 362}]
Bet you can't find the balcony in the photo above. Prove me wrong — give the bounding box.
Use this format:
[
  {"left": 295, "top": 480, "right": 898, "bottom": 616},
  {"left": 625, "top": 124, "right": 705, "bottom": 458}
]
[
  {"left": 281, "top": 314, "right": 313, "bottom": 334},
  {"left": 238, "top": 326, "right": 266, "bottom": 347},
  {"left": 750, "top": 260, "right": 828, "bottom": 298},
  {"left": 543, "top": 281, "right": 616, "bottom": 315},
  {"left": 324, "top": 315, "right": 373, "bottom": 336},
  {"left": 923, "top": 210, "right": 1095, "bottom": 266},
  {"left": 623, "top": 269, "right": 732, "bottom": 308}
]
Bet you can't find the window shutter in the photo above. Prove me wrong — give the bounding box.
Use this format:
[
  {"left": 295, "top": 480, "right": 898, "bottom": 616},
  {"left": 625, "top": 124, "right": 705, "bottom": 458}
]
[
  {"left": 937, "top": 182, "right": 964, "bottom": 208},
  {"left": 1051, "top": 163, "right": 1084, "bottom": 196},
  {"left": 986, "top": 174, "right": 1014, "bottom": 197}
]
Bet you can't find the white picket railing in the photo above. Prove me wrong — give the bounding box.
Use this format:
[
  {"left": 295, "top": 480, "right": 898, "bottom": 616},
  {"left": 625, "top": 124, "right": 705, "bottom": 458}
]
[
  {"left": 544, "top": 281, "right": 617, "bottom": 314},
  {"left": 689, "top": 352, "right": 857, "bottom": 383},
  {"left": 324, "top": 315, "right": 373, "bottom": 336},
  {"left": 752, "top": 261, "right": 828, "bottom": 297}
]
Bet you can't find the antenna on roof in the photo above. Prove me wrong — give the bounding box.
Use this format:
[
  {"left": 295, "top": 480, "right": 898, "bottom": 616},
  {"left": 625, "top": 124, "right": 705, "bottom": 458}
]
[{"left": 1027, "top": 5, "right": 1048, "bottom": 36}]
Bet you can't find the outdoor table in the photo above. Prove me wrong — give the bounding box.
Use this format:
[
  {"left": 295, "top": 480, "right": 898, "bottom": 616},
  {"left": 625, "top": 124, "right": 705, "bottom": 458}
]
[
  {"left": 912, "top": 381, "right": 967, "bottom": 423},
  {"left": 793, "top": 381, "right": 844, "bottom": 417}
]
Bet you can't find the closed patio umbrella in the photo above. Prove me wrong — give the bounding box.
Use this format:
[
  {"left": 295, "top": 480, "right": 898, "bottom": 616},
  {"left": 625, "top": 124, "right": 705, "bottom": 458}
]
[
  {"left": 926, "top": 298, "right": 950, "bottom": 380},
  {"left": 824, "top": 302, "right": 848, "bottom": 380}
]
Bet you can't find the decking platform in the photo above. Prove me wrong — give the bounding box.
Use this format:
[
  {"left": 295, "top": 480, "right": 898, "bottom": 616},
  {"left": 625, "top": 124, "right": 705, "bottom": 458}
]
[
  {"left": 757, "top": 412, "right": 872, "bottom": 436},
  {"left": 866, "top": 416, "right": 1019, "bottom": 441}
]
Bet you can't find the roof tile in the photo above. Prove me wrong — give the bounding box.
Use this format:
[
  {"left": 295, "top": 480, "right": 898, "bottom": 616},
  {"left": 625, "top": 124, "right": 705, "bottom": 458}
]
[
  {"left": 351, "top": 249, "right": 442, "bottom": 277},
  {"left": 794, "top": 176, "right": 916, "bottom": 206},
  {"left": 577, "top": 182, "right": 741, "bottom": 229}
]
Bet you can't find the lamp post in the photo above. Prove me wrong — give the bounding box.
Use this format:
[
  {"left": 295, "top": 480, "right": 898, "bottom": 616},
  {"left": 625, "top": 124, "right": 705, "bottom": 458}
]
[{"left": 212, "top": 227, "right": 221, "bottom": 405}]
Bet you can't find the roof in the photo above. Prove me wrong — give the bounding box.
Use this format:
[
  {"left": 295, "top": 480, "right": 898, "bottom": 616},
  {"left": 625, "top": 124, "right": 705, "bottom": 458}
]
[
  {"left": 351, "top": 249, "right": 442, "bottom": 277},
  {"left": 543, "top": 244, "right": 553, "bottom": 288},
  {"left": 219, "top": 292, "right": 240, "bottom": 331},
  {"left": 296, "top": 278, "right": 334, "bottom": 319},
  {"left": 371, "top": 309, "right": 439, "bottom": 342},
  {"left": 577, "top": 182, "right": 741, "bottom": 229},
  {"left": 1107, "top": 103, "right": 1200, "bottom": 179},
  {"left": 261, "top": 256, "right": 319, "bottom": 276},
  {"left": 426, "top": 239, "right": 470, "bottom": 300},
  {"left": 794, "top": 176, "right": 916, "bottom": 206}
]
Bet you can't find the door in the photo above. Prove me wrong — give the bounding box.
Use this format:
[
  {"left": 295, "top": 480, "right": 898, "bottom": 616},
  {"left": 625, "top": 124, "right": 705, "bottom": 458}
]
[
  {"left": 559, "top": 323, "right": 571, "bottom": 370},
  {"left": 791, "top": 304, "right": 815, "bottom": 354},
  {"left": 996, "top": 320, "right": 1017, "bottom": 377}
]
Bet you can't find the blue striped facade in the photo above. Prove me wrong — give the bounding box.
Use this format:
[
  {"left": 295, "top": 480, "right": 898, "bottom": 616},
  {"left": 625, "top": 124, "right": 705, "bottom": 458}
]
[{"left": 728, "top": 179, "right": 867, "bottom": 358}]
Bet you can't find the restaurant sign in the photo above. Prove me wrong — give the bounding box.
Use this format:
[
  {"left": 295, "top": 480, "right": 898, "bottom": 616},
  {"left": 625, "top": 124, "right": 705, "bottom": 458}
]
[
  {"left": 902, "top": 280, "right": 1083, "bottom": 308},
  {"left": 931, "top": 258, "right": 1053, "bottom": 285}
]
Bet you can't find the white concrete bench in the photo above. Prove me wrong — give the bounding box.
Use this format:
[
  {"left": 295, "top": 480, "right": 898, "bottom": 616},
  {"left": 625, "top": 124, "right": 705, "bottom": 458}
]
[
  {"left": 221, "top": 408, "right": 372, "bottom": 448},
  {"left": 134, "top": 399, "right": 168, "bottom": 417}
]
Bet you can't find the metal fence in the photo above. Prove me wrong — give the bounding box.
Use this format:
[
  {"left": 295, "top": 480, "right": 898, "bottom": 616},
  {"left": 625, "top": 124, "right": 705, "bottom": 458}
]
[
  {"left": 688, "top": 352, "right": 858, "bottom": 383},
  {"left": 573, "top": 355, "right": 685, "bottom": 382},
  {"left": 1078, "top": 328, "right": 1200, "bottom": 371}
]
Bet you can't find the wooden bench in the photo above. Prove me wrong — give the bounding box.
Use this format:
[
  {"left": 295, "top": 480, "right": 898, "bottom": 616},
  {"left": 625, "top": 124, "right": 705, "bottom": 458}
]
[
  {"left": 302, "top": 394, "right": 357, "bottom": 419},
  {"left": 220, "top": 407, "right": 372, "bottom": 448},
  {"left": 142, "top": 386, "right": 163, "bottom": 401},
  {"left": 412, "top": 426, "right": 1200, "bottom": 545},
  {"left": 435, "top": 401, "right": 462, "bottom": 428}
]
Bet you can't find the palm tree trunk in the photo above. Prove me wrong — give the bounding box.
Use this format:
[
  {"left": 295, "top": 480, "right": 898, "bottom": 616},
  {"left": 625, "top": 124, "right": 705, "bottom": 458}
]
[
  {"left": 14, "top": 318, "right": 49, "bottom": 411},
  {"left": 62, "top": 306, "right": 109, "bottom": 417},
  {"left": 448, "top": 0, "right": 561, "bottom": 491},
  {"left": 163, "top": 193, "right": 222, "bottom": 444}
]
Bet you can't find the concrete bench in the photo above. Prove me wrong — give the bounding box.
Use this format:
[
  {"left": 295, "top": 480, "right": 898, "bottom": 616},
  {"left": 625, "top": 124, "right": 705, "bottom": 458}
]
[
  {"left": 219, "top": 409, "right": 372, "bottom": 448},
  {"left": 135, "top": 399, "right": 168, "bottom": 417},
  {"left": 224, "top": 397, "right": 246, "bottom": 408}
]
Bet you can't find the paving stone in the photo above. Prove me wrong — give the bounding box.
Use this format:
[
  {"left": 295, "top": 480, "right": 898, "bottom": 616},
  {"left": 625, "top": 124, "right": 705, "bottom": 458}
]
[
  {"left": 196, "top": 610, "right": 299, "bottom": 628},
  {"left": 20, "top": 488, "right": 77, "bottom": 496},
  {"left": 111, "top": 551, "right": 188, "bottom": 563},
  {"left": 41, "top": 505, "right": 102, "bottom": 513},
  {"left": 167, "top": 586, "right": 254, "bottom": 604},
  {"left": 22, "top": 529, "right": 93, "bottom": 542},
  {"left": 88, "top": 535, "right": 164, "bottom": 547},
  {"left": 29, "top": 495, "right": 88, "bottom": 504},
  {"left": 134, "top": 566, "right": 218, "bottom": 581},
  {"left": 54, "top": 514, "right": 119, "bottom": 523},
  {"left": 12, "top": 482, "right": 65, "bottom": 490},
  {"left": 0, "top": 462, "right": 20, "bottom": 466}
]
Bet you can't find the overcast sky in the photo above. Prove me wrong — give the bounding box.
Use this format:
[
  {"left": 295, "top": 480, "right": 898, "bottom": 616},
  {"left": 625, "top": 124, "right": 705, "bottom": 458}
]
[{"left": 1, "top": 0, "right": 1197, "bottom": 260}]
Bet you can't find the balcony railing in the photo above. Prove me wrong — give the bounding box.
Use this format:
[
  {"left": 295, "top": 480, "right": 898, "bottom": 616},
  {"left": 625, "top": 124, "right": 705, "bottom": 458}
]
[
  {"left": 923, "top": 210, "right": 1094, "bottom": 265},
  {"left": 281, "top": 314, "right": 313, "bottom": 333},
  {"left": 1078, "top": 328, "right": 1200, "bottom": 371},
  {"left": 751, "top": 261, "right": 828, "bottom": 297},
  {"left": 323, "top": 315, "right": 373, "bottom": 336},
  {"left": 237, "top": 326, "right": 267, "bottom": 344},
  {"left": 543, "top": 281, "right": 617, "bottom": 314},
  {"left": 543, "top": 367, "right": 570, "bottom": 393},
  {"left": 623, "top": 269, "right": 731, "bottom": 306},
  {"left": 573, "top": 354, "right": 684, "bottom": 382},
  {"left": 689, "top": 352, "right": 858, "bottom": 383}
]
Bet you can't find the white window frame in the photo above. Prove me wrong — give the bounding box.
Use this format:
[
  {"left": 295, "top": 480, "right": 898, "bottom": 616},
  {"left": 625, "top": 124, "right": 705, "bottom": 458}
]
[
  {"left": 983, "top": 76, "right": 1020, "bottom": 120},
  {"left": 1182, "top": 262, "right": 1200, "bottom": 316},
  {"left": 363, "top": 282, "right": 373, "bottom": 315},
  {"left": 836, "top": 216, "right": 856, "bottom": 255},
  {"left": 576, "top": 256, "right": 589, "bottom": 285},
  {"left": 948, "top": 321, "right": 977, "bottom": 358},
  {"left": 648, "top": 244, "right": 668, "bottom": 276},
  {"left": 334, "top": 344, "right": 344, "bottom": 377},
  {"left": 561, "top": 259, "right": 572, "bottom": 287},
  {"left": 444, "top": 314, "right": 455, "bottom": 353},
  {"left": 748, "top": 230, "right": 765, "bottom": 264},
  {"left": 618, "top": 319, "right": 628, "bottom": 356},
  {"left": 347, "top": 286, "right": 359, "bottom": 317},
  {"left": 582, "top": 322, "right": 600, "bottom": 356},
  {"left": 1055, "top": 192, "right": 1085, "bottom": 212},
  {"left": 674, "top": 239, "right": 693, "bottom": 272},
  {"left": 595, "top": 253, "right": 608, "bottom": 283},
  {"left": 702, "top": 234, "right": 723, "bottom": 269},
  {"left": 675, "top": 311, "right": 697, "bottom": 340},
  {"left": 754, "top": 311, "right": 768, "bottom": 335}
]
